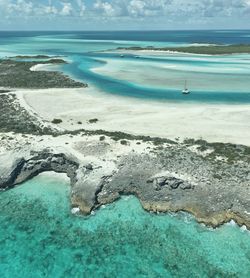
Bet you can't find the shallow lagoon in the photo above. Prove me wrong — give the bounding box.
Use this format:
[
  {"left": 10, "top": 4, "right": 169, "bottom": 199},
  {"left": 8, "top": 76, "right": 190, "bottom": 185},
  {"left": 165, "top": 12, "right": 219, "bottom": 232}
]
[
  {"left": 91, "top": 54, "right": 250, "bottom": 92},
  {"left": 0, "top": 173, "right": 249, "bottom": 277},
  {"left": 1, "top": 31, "right": 250, "bottom": 103}
]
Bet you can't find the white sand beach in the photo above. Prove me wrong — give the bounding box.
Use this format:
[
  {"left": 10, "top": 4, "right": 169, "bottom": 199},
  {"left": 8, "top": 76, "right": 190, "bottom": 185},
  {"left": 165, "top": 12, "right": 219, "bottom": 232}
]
[{"left": 16, "top": 86, "right": 250, "bottom": 146}]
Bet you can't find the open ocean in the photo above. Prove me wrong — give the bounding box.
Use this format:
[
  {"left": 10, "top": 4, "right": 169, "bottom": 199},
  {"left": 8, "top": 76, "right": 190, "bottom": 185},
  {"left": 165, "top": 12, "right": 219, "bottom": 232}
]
[{"left": 0, "top": 31, "right": 250, "bottom": 277}]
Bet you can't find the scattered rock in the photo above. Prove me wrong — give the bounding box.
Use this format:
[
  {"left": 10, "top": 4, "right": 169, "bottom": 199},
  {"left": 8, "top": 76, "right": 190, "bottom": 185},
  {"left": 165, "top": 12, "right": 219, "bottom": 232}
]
[
  {"left": 150, "top": 175, "right": 193, "bottom": 191},
  {"left": 85, "top": 163, "right": 93, "bottom": 171}
]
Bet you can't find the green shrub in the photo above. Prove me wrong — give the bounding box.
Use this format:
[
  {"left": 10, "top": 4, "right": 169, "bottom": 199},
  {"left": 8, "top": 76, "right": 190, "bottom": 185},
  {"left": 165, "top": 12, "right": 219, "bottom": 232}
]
[
  {"left": 52, "top": 118, "right": 62, "bottom": 124},
  {"left": 88, "top": 118, "right": 98, "bottom": 124}
]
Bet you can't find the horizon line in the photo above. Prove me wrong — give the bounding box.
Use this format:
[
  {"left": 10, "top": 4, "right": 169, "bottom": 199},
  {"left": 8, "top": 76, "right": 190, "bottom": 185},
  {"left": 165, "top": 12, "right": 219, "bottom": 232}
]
[{"left": 0, "top": 28, "right": 250, "bottom": 32}]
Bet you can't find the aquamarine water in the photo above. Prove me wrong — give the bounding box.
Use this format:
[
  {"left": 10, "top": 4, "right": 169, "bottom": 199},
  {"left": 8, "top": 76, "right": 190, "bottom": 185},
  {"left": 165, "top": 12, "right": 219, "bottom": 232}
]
[
  {"left": 0, "top": 31, "right": 250, "bottom": 276},
  {"left": 0, "top": 173, "right": 249, "bottom": 277},
  {"left": 0, "top": 30, "right": 250, "bottom": 103}
]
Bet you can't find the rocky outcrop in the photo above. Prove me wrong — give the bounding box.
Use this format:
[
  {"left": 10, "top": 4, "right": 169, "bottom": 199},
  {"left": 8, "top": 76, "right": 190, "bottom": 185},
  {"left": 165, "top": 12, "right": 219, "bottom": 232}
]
[
  {"left": 0, "top": 157, "right": 25, "bottom": 189},
  {"left": 148, "top": 175, "right": 194, "bottom": 191},
  {"left": 0, "top": 151, "right": 79, "bottom": 189},
  {"left": 0, "top": 144, "right": 249, "bottom": 230}
]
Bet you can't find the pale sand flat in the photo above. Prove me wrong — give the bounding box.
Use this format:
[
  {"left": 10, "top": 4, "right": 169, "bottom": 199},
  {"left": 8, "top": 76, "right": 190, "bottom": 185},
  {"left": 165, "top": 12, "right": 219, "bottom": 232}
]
[{"left": 17, "top": 87, "right": 250, "bottom": 146}]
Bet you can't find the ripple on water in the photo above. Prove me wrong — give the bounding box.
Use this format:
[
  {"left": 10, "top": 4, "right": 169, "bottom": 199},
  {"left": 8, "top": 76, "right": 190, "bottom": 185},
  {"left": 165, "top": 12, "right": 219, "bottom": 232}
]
[{"left": 0, "top": 173, "right": 249, "bottom": 277}]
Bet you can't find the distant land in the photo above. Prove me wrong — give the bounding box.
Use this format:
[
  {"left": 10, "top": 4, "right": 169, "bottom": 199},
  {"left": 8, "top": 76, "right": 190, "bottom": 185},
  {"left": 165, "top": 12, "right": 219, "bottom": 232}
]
[{"left": 117, "top": 44, "right": 250, "bottom": 55}]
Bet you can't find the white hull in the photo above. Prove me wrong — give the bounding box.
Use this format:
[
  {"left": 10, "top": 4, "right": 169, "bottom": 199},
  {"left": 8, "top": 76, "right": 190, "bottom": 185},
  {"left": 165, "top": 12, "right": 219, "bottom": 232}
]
[{"left": 182, "top": 89, "right": 190, "bottom": 94}]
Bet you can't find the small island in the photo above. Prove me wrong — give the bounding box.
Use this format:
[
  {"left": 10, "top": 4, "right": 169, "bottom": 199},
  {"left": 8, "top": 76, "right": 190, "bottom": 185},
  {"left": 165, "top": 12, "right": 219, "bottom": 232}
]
[
  {"left": 13, "top": 55, "right": 62, "bottom": 59},
  {"left": 117, "top": 44, "right": 250, "bottom": 55}
]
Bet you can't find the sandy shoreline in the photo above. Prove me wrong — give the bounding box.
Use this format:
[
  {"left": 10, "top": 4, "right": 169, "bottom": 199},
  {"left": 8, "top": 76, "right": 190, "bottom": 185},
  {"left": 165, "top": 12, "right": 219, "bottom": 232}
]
[
  {"left": 110, "top": 49, "right": 213, "bottom": 57},
  {"left": 17, "top": 86, "right": 250, "bottom": 146},
  {"left": 30, "top": 64, "right": 52, "bottom": 71},
  {"left": 1, "top": 85, "right": 250, "bottom": 230},
  {"left": 0, "top": 55, "right": 249, "bottom": 229}
]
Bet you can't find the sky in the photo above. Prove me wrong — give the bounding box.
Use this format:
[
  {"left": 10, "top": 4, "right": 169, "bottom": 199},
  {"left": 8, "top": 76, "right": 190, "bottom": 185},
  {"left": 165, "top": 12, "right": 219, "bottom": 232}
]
[{"left": 0, "top": 0, "right": 250, "bottom": 30}]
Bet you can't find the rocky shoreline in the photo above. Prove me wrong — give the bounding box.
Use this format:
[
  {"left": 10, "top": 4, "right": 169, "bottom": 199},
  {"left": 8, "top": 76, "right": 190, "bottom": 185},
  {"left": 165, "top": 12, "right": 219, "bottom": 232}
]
[
  {"left": 0, "top": 130, "right": 249, "bottom": 229},
  {"left": 0, "top": 56, "right": 249, "bottom": 230}
]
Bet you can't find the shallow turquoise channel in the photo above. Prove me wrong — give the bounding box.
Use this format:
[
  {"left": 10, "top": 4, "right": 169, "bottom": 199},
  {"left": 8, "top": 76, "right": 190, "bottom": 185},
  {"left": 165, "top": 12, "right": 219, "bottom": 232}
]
[
  {"left": 1, "top": 31, "right": 250, "bottom": 103},
  {"left": 0, "top": 173, "right": 249, "bottom": 277}
]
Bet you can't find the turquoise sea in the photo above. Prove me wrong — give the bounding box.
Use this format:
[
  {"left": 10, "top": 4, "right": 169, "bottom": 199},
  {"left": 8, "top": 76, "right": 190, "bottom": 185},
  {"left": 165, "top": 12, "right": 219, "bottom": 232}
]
[
  {"left": 0, "top": 30, "right": 250, "bottom": 103},
  {"left": 0, "top": 31, "right": 250, "bottom": 276},
  {"left": 0, "top": 173, "right": 249, "bottom": 278}
]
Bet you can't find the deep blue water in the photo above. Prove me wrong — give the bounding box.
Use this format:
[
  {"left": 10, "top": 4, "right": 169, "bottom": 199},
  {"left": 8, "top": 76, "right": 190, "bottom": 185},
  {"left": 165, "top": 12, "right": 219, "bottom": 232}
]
[
  {"left": 1, "top": 30, "right": 250, "bottom": 44},
  {"left": 70, "top": 30, "right": 250, "bottom": 44}
]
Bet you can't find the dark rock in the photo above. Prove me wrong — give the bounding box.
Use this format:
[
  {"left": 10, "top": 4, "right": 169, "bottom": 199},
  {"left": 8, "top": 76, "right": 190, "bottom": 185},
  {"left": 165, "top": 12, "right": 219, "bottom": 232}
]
[
  {"left": 147, "top": 178, "right": 154, "bottom": 183},
  {"left": 51, "top": 156, "right": 64, "bottom": 165},
  {"left": 156, "top": 177, "right": 167, "bottom": 187},
  {"left": 85, "top": 164, "right": 93, "bottom": 171},
  {"left": 0, "top": 151, "right": 79, "bottom": 189},
  {"left": 0, "top": 158, "right": 26, "bottom": 189},
  {"left": 180, "top": 183, "right": 193, "bottom": 190},
  {"left": 27, "top": 165, "right": 34, "bottom": 171},
  {"left": 167, "top": 178, "right": 183, "bottom": 189},
  {"left": 40, "top": 161, "right": 47, "bottom": 168},
  {"left": 151, "top": 175, "right": 193, "bottom": 191}
]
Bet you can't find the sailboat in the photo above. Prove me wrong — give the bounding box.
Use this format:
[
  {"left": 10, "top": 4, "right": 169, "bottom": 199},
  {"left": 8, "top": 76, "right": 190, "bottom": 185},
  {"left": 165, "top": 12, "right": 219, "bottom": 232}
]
[{"left": 182, "top": 80, "right": 190, "bottom": 95}]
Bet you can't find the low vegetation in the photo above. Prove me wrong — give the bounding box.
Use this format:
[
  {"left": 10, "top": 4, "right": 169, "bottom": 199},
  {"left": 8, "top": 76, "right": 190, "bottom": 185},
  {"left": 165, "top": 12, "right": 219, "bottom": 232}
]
[
  {"left": 120, "top": 140, "right": 128, "bottom": 145},
  {"left": 13, "top": 55, "right": 60, "bottom": 59},
  {"left": 52, "top": 119, "right": 63, "bottom": 124},
  {"left": 88, "top": 118, "right": 99, "bottom": 124},
  {"left": 0, "top": 93, "right": 55, "bottom": 135},
  {"left": 184, "top": 138, "right": 250, "bottom": 163},
  {"left": 0, "top": 59, "right": 87, "bottom": 89},
  {"left": 0, "top": 90, "right": 10, "bottom": 93},
  {"left": 118, "top": 44, "right": 250, "bottom": 55},
  {"left": 1, "top": 94, "right": 249, "bottom": 164}
]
